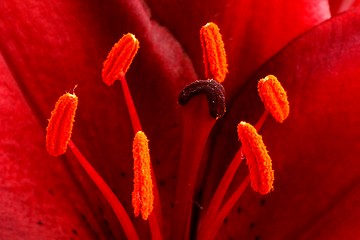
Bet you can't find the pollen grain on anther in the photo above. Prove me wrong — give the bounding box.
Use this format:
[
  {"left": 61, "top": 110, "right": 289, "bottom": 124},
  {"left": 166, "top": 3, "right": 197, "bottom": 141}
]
[
  {"left": 237, "top": 121, "right": 274, "bottom": 194},
  {"left": 200, "top": 22, "right": 228, "bottom": 83},
  {"left": 102, "top": 33, "right": 139, "bottom": 86},
  {"left": 132, "top": 131, "right": 154, "bottom": 220},
  {"left": 46, "top": 93, "right": 78, "bottom": 157},
  {"left": 258, "top": 75, "right": 289, "bottom": 123}
]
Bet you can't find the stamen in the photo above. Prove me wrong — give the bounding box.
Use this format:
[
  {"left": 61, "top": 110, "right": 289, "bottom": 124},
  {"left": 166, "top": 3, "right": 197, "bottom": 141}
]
[
  {"left": 237, "top": 121, "right": 274, "bottom": 195},
  {"left": 200, "top": 22, "right": 228, "bottom": 83},
  {"left": 68, "top": 141, "right": 139, "bottom": 240},
  {"left": 132, "top": 131, "right": 154, "bottom": 220},
  {"left": 102, "top": 33, "right": 139, "bottom": 86},
  {"left": 200, "top": 176, "right": 250, "bottom": 240},
  {"left": 46, "top": 93, "right": 78, "bottom": 156},
  {"left": 103, "top": 34, "right": 163, "bottom": 237},
  {"left": 197, "top": 150, "right": 245, "bottom": 239},
  {"left": 178, "top": 79, "right": 226, "bottom": 119},
  {"left": 46, "top": 94, "right": 139, "bottom": 239},
  {"left": 199, "top": 99, "right": 274, "bottom": 237},
  {"left": 258, "top": 75, "right": 289, "bottom": 123}
]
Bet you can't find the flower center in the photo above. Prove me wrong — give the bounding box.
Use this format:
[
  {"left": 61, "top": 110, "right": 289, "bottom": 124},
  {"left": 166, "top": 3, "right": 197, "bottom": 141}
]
[{"left": 45, "top": 22, "right": 290, "bottom": 240}]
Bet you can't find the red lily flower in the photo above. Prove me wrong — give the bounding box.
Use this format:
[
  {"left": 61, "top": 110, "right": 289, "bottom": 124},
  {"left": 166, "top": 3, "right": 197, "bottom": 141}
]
[{"left": 0, "top": 0, "right": 359, "bottom": 239}]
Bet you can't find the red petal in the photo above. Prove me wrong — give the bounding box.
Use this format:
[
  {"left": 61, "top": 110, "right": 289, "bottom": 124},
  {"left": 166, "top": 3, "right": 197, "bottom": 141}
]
[
  {"left": 0, "top": 54, "right": 113, "bottom": 238},
  {"left": 202, "top": 8, "right": 360, "bottom": 239},
  {"left": 0, "top": 0, "right": 195, "bottom": 237},
  {"left": 1, "top": 0, "right": 351, "bottom": 238},
  {"left": 328, "top": 0, "right": 360, "bottom": 15},
  {"left": 143, "top": 0, "right": 331, "bottom": 96}
]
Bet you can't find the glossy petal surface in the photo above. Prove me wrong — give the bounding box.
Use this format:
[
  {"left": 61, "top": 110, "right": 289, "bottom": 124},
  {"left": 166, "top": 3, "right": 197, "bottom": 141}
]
[
  {"left": 144, "top": 0, "right": 331, "bottom": 96},
  {"left": 0, "top": 0, "right": 197, "bottom": 237},
  {"left": 0, "top": 54, "right": 109, "bottom": 239},
  {"left": 202, "top": 8, "right": 360, "bottom": 239},
  {"left": 328, "top": 0, "right": 360, "bottom": 14},
  {"left": 1, "top": 0, "right": 358, "bottom": 239}
]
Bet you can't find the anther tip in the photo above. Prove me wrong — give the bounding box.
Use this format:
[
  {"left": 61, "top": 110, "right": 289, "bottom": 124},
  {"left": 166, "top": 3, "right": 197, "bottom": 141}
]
[
  {"left": 204, "top": 22, "right": 215, "bottom": 28},
  {"left": 102, "top": 33, "right": 140, "bottom": 86},
  {"left": 128, "top": 33, "right": 138, "bottom": 42},
  {"left": 258, "top": 75, "right": 289, "bottom": 123},
  {"left": 46, "top": 93, "right": 78, "bottom": 157},
  {"left": 200, "top": 22, "right": 228, "bottom": 83}
]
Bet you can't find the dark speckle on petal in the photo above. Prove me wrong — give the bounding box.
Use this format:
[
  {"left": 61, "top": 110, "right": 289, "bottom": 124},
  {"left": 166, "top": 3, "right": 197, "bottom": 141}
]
[
  {"left": 159, "top": 179, "right": 166, "bottom": 187},
  {"left": 250, "top": 222, "right": 255, "bottom": 229},
  {"left": 237, "top": 207, "right": 242, "bottom": 214}
]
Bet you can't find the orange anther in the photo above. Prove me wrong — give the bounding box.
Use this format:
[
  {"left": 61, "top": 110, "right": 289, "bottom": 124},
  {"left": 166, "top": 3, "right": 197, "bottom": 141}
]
[
  {"left": 102, "top": 33, "right": 140, "bottom": 86},
  {"left": 200, "top": 22, "right": 228, "bottom": 83},
  {"left": 46, "top": 93, "right": 78, "bottom": 156},
  {"left": 237, "top": 121, "right": 274, "bottom": 194},
  {"left": 258, "top": 75, "right": 289, "bottom": 123},
  {"left": 132, "top": 131, "right": 154, "bottom": 220}
]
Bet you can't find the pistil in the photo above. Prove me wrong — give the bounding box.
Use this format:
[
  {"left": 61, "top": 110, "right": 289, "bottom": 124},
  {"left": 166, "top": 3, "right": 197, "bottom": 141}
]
[
  {"left": 173, "top": 79, "right": 226, "bottom": 239},
  {"left": 173, "top": 22, "right": 231, "bottom": 239}
]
